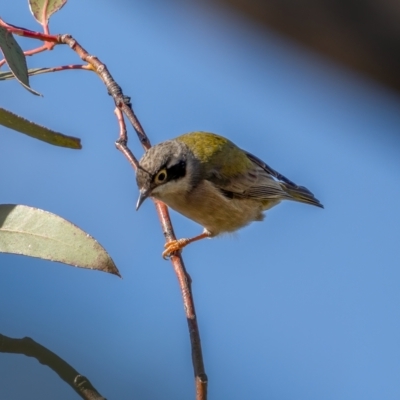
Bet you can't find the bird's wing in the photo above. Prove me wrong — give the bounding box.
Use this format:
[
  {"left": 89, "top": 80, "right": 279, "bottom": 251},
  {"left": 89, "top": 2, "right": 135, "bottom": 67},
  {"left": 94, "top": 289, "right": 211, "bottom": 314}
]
[
  {"left": 207, "top": 150, "right": 323, "bottom": 208},
  {"left": 206, "top": 149, "right": 291, "bottom": 201},
  {"left": 245, "top": 151, "right": 323, "bottom": 208}
]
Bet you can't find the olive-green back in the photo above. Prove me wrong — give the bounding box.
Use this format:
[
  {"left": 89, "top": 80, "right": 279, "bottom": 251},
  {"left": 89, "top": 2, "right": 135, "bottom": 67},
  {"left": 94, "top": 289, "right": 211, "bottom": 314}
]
[{"left": 176, "top": 131, "right": 252, "bottom": 177}]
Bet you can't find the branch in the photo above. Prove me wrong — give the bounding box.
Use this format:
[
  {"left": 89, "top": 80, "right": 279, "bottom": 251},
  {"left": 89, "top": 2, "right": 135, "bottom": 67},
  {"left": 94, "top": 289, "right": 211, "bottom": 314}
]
[
  {"left": 0, "top": 45, "right": 48, "bottom": 68},
  {"left": 114, "top": 111, "right": 207, "bottom": 399},
  {"left": 0, "top": 65, "right": 93, "bottom": 81},
  {"left": 0, "top": 17, "right": 60, "bottom": 67},
  {"left": 62, "top": 36, "right": 208, "bottom": 399},
  {"left": 0, "top": 334, "right": 106, "bottom": 400},
  {"left": 0, "top": 18, "right": 59, "bottom": 43}
]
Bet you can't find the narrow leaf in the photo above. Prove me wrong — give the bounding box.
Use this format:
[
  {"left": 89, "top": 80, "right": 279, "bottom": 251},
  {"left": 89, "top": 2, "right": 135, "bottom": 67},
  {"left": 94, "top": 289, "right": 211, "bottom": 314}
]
[
  {"left": 0, "top": 205, "right": 120, "bottom": 277},
  {"left": 29, "top": 0, "right": 68, "bottom": 25},
  {"left": 0, "top": 107, "right": 81, "bottom": 149},
  {"left": 0, "top": 67, "right": 59, "bottom": 81},
  {"left": 0, "top": 25, "right": 41, "bottom": 96}
]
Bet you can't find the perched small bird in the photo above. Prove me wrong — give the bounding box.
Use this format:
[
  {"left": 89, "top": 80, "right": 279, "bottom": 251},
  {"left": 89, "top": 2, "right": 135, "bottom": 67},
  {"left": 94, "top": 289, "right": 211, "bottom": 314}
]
[{"left": 136, "top": 131, "right": 323, "bottom": 258}]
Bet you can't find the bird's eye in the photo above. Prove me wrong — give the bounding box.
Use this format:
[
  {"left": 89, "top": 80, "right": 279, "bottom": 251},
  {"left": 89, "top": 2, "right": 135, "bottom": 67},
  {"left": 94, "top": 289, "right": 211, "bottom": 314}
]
[{"left": 154, "top": 169, "right": 167, "bottom": 184}]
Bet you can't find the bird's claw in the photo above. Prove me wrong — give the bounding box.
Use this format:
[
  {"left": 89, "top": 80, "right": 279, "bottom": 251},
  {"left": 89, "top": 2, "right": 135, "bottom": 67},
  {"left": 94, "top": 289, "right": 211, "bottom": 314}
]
[{"left": 162, "top": 238, "right": 189, "bottom": 259}]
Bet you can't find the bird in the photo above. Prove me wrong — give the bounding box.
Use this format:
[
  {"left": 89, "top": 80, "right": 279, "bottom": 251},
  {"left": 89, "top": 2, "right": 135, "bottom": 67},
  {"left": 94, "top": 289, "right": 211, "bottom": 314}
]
[{"left": 135, "top": 131, "right": 323, "bottom": 258}]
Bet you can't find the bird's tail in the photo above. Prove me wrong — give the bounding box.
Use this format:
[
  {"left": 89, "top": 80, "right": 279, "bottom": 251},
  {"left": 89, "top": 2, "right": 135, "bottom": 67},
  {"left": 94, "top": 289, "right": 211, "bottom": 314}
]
[{"left": 281, "top": 183, "right": 324, "bottom": 208}]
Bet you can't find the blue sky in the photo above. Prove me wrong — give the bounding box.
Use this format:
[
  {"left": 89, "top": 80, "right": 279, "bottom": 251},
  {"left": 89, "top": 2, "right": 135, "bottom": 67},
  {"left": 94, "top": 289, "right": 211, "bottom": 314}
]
[{"left": 1, "top": 1, "right": 400, "bottom": 399}]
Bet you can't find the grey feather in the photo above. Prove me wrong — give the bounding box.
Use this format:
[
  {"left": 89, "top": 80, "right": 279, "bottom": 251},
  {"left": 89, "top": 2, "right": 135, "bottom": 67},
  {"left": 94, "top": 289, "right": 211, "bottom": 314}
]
[{"left": 207, "top": 150, "right": 323, "bottom": 208}]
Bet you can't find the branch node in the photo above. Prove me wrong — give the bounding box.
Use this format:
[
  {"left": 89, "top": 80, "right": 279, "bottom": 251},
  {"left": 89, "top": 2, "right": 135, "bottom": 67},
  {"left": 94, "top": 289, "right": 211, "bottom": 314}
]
[
  {"left": 96, "top": 64, "right": 105, "bottom": 74},
  {"left": 198, "top": 373, "right": 208, "bottom": 383}
]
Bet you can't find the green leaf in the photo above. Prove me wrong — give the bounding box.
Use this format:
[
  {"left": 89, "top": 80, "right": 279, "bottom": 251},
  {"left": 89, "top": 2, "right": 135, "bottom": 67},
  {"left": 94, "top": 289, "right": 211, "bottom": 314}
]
[
  {"left": 0, "top": 107, "right": 81, "bottom": 149},
  {"left": 29, "top": 0, "right": 68, "bottom": 25},
  {"left": 0, "top": 205, "right": 120, "bottom": 277},
  {"left": 0, "top": 26, "right": 41, "bottom": 96},
  {"left": 0, "top": 67, "right": 58, "bottom": 81}
]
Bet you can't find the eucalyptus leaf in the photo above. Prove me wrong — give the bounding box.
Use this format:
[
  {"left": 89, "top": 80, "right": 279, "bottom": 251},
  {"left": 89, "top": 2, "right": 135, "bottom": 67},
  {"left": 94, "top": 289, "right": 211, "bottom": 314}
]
[
  {"left": 0, "top": 107, "right": 81, "bottom": 149},
  {"left": 0, "top": 205, "right": 120, "bottom": 277},
  {"left": 29, "top": 0, "right": 68, "bottom": 25},
  {"left": 0, "top": 25, "right": 41, "bottom": 96},
  {"left": 0, "top": 67, "right": 62, "bottom": 81}
]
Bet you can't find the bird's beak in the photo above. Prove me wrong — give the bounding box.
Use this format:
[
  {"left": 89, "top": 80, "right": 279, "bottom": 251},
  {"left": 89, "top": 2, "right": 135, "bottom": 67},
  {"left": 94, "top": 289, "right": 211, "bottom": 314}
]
[{"left": 136, "top": 188, "right": 150, "bottom": 211}]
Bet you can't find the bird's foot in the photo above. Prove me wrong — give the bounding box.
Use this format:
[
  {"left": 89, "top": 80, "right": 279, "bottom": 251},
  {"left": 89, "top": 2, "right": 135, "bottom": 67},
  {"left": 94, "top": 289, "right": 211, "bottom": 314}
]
[{"left": 162, "top": 238, "right": 190, "bottom": 259}]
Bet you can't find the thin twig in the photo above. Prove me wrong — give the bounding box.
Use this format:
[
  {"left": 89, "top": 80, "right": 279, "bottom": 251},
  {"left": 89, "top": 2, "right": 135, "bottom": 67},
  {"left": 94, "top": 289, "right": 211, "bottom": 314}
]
[
  {"left": 0, "top": 18, "right": 59, "bottom": 67},
  {"left": 113, "top": 114, "right": 208, "bottom": 398},
  {"left": 114, "top": 108, "right": 207, "bottom": 396},
  {"left": 0, "top": 18, "right": 59, "bottom": 43},
  {"left": 23, "top": 44, "right": 49, "bottom": 56},
  {"left": 0, "top": 334, "right": 106, "bottom": 400},
  {"left": 114, "top": 107, "right": 139, "bottom": 170},
  {"left": 62, "top": 34, "right": 208, "bottom": 399},
  {"left": 0, "top": 65, "right": 93, "bottom": 80}
]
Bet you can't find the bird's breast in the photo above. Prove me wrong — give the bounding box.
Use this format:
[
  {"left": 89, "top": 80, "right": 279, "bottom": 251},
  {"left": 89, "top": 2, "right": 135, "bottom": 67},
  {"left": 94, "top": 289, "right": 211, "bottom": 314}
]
[{"left": 155, "top": 180, "right": 265, "bottom": 236}]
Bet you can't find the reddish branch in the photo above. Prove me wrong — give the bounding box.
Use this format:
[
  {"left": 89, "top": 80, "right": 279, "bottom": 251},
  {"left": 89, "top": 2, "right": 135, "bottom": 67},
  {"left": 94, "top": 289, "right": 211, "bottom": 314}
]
[
  {"left": 0, "top": 18, "right": 57, "bottom": 68},
  {"left": 0, "top": 18, "right": 209, "bottom": 399},
  {"left": 0, "top": 18, "right": 58, "bottom": 44},
  {"left": 90, "top": 38, "right": 208, "bottom": 400},
  {"left": 0, "top": 45, "right": 49, "bottom": 68},
  {"left": 114, "top": 108, "right": 208, "bottom": 398}
]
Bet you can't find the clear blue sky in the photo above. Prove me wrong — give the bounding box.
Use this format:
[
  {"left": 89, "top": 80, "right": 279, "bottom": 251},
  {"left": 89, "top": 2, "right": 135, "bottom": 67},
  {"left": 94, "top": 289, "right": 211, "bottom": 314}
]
[{"left": 1, "top": 1, "right": 400, "bottom": 399}]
